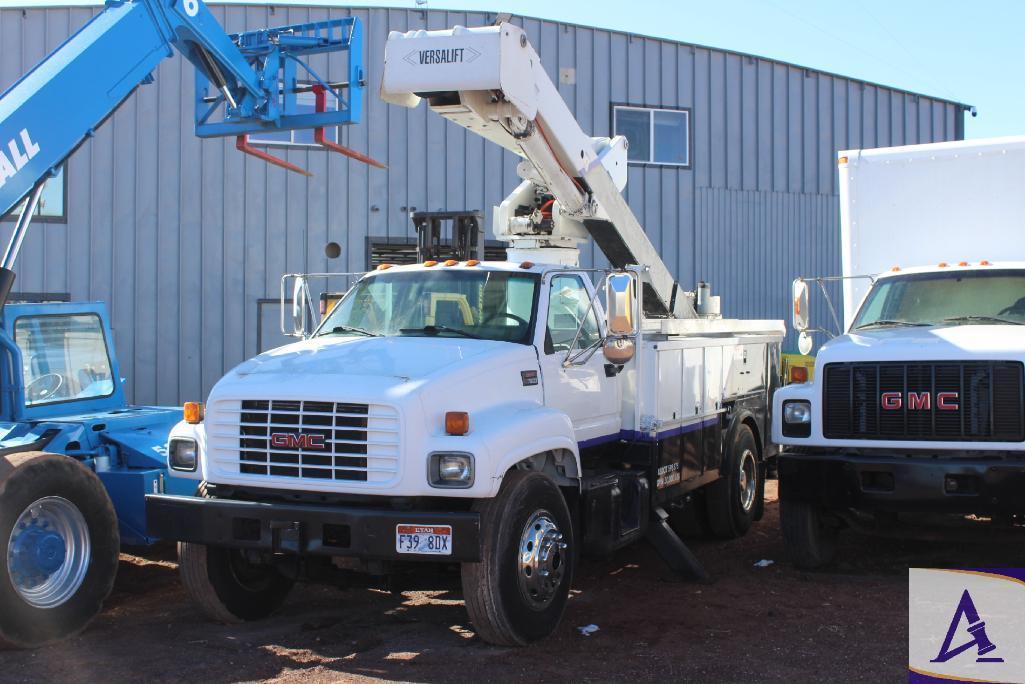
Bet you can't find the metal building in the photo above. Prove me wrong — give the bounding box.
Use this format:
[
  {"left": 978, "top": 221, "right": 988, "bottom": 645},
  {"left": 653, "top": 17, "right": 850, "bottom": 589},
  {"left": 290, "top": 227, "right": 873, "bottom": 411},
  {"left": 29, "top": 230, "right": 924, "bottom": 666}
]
[{"left": 0, "top": 3, "right": 968, "bottom": 405}]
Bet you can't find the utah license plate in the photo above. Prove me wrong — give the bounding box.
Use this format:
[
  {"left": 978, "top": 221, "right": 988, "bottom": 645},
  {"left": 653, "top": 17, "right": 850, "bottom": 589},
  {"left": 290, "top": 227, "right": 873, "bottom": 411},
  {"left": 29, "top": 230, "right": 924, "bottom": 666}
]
[{"left": 395, "top": 524, "right": 452, "bottom": 555}]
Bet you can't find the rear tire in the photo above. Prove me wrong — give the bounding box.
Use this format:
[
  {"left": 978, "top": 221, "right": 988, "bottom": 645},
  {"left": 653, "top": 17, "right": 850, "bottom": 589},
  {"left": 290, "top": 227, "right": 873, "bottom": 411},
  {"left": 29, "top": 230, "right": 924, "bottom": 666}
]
[
  {"left": 461, "top": 470, "right": 574, "bottom": 646},
  {"left": 706, "top": 424, "right": 762, "bottom": 539},
  {"left": 178, "top": 542, "right": 294, "bottom": 623},
  {"left": 780, "top": 499, "right": 838, "bottom": 569},
  {"left": 0, "top": 452, "right": 120, "bottom": 648}
]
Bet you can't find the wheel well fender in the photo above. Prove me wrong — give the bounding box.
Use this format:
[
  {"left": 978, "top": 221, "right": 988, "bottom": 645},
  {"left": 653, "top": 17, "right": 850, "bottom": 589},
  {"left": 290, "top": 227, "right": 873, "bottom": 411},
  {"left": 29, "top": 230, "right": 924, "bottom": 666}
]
[{"left": 723, "top": 406, "right": 763, "bottom": 461}]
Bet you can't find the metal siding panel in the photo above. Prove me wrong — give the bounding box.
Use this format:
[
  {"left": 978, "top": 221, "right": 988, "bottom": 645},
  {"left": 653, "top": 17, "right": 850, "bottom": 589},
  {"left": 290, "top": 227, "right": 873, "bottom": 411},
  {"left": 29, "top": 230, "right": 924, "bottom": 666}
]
[
  {"left": 739, "top": 56, "right": 756, "bottom": 192},
  {"left": 709, "top": 51, "right": 726, "bottom": 188},
  {"left": 862, "top": 85, "right": 877, "bottom": 149},
  {"left": 771, "top": 63, "right": 787, "bottom": 193},
  {"left": 756, "top": 60, "right": 772, "bottom": 192},
  {"left": 802, "top": 71, "right": 816, "bottom": 195},
  {"left": 694, "top": 48, "right": 711, "bottom": 189},
  {"left": 787, "top": 67, "right": 802, "bottom": 193},
  {"left": 876, "top": 88, "right": 891, "bottom": 148},
  {"left": 817, "top": 74, "right": 832, "bottom": 195},
  {"left": 725, "top": 53, "right": 742, "bottom": 190}
]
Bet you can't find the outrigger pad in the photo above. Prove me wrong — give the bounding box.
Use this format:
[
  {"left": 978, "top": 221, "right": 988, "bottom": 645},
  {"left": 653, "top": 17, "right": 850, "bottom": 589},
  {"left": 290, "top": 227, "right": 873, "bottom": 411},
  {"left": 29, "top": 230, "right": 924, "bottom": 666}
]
[{"left": 645, "top": 507, "right": 710, "bottom": 582}]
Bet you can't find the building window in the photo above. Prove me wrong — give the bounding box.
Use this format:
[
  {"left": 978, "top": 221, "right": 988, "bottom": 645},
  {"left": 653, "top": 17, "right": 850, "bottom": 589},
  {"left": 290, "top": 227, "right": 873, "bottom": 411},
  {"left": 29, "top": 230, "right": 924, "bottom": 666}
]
[
  {"left": 613, "top": 106, "right": 690, "bottom": 167},
  {"left": 6, "top": 164, "right": 67, "bottom": 223},
  {"left": 248, "top": 90, "right": 339, "bottom": 146}
]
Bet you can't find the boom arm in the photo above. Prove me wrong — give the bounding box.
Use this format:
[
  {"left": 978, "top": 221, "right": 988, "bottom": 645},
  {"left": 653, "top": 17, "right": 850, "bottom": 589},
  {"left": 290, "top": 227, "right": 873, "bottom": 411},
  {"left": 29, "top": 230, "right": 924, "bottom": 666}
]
[{"left": 381, "top": 24, "right": 693, "bottom": 318}]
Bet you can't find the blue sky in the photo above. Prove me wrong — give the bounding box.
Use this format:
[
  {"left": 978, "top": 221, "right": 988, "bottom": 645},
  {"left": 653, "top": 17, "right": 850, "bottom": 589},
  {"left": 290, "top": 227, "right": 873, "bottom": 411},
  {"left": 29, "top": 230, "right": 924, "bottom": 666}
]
[{"left": 14, "top": 0, "right": 1020, "bottom": 138}]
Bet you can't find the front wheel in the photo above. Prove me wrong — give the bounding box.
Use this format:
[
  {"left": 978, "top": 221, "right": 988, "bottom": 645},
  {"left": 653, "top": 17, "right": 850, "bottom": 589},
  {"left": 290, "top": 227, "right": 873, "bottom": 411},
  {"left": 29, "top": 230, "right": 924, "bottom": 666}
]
[
  {"left": 780, "top": 499, "right": 838, "bottom": 569},
  {"left": 0, "top": 452, "right": 120, "bottom": 648},
  {"left": 461, "top": 470, "right": 574, "bottom": 646},
  {"left": 178, "top": 542, "right": 294, "bottom": 623},
  {"left": 706, "top": 424, "right": 762, "bottom": 539}
]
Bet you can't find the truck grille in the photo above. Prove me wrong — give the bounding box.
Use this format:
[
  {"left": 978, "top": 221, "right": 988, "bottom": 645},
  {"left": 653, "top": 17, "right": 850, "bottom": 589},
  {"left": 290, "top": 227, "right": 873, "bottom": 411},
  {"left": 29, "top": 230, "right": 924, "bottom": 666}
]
[
  {"left": 207, "top": 399, "right": 400, "bottom": 484},
  {"left": 823, "top": 362, "right": 1024, "bottom": 442}
]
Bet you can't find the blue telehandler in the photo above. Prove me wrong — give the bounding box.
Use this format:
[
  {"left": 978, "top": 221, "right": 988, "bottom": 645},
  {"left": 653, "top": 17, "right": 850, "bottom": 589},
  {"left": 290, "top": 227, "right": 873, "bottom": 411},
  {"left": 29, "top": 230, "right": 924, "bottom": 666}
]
[{"left": 0, "top": 0, "right": 377, "bottom": 647}]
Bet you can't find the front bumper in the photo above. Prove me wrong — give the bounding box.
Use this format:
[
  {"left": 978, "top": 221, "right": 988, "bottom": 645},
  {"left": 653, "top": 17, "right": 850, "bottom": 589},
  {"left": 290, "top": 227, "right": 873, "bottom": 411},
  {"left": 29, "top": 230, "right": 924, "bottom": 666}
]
[
  {"left": 145, "top": 494, "right": 481, "bottom": 561},
  {"left": 778, "top": 449, "right": 1025, "bottom": 515}
]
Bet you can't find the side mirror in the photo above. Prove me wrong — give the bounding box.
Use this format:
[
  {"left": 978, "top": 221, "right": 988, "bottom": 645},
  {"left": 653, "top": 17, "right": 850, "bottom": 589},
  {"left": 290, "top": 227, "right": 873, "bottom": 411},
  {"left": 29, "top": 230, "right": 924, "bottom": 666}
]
[
  {"left": 603, "top": 337, "right": 635, "bottom": 365},
  {"left": 792, "top": 279, "right": 809, "bottom": 332},
  {"left": 605, "top": 272, "right": 637, "bottom": 336},
  {"left": 291, "top": 277, "right": 311, "bottom": 338},
  {"left": 798, "top": 330, "right": 814, "bottom": 356}
]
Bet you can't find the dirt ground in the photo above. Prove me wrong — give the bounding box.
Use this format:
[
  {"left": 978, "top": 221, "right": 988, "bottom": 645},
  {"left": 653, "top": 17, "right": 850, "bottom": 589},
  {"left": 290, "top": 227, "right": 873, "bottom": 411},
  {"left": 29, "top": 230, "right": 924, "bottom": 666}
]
[{"left": 5, "top": 481, "right": 1025, "bottom": 683}]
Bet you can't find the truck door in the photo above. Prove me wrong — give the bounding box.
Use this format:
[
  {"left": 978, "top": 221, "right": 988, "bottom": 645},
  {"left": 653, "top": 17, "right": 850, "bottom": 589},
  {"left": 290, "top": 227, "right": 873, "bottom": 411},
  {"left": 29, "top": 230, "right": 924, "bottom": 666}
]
[{"left": 537, "top": 273, "right": 621, "bottom": 445}]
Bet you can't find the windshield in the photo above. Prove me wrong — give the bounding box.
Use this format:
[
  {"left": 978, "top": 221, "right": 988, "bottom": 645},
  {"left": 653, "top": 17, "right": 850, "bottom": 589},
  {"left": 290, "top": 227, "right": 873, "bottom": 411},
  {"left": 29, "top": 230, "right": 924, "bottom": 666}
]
[
  {"left": 14, "top": 313, "right": 116, "bottom": 406},
  {"left": 318, "top": 269, "right": 540, "bottom": 343},
  {"left": 852, "top": 269, "right": 1025, "bottom": 330}
]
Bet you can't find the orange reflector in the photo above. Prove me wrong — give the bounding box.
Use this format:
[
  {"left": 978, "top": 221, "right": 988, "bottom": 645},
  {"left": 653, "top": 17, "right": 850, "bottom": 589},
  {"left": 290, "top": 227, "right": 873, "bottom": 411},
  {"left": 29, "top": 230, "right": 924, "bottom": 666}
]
[
  {"left": 465, "top": 259, "right": 480, "bottom": 266},
  {"left": 838, "top": 155, "right": 849, "bottom": 165},
  {"left": 937, "top": 262, "right": 948, "bottom": 267},
  {"left": 424, "top": 260, "right": 438, "bottom": 267},
  {"left": 890, "top": 266, "right": 901, "bottom": 272},
  {"left": 958, "top": 261, "right": 968, "bottom": 266},
  {"left": 377, "top": 263, "right": 394, "bottom": 271},
  {"left": 980, "top": 260, "right": 991, "bottom": 266},
  {"left": 790, "top": 366, "right": 809, "bottom": 383},
  {"left": 444, "top": 259, "right": 458, "bottom": 267},
  {"left": 184, "top": 402, "right": 204, "bottom": 424},
  {"left": 445, "top": 411, "right": 470, "bottom": 436},
  {"left": 519, "top": 261, "right": 534, "bottom": 269}
]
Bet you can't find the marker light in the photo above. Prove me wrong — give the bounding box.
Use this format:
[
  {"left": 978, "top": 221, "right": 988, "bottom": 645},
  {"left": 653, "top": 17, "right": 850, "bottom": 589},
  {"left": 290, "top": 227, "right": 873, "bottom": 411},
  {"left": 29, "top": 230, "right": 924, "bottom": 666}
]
[
  {"left": 789, "top": 366, "right": 809, "bottom": 383},
  {"left": 519, "top": 261, "right": 534, "bottom": 269},
  {"left": 980, "top": 260, "right": 991, "bottom": 266},
  {"left": 891, "top": 266, "right": 901, "bottom": 272},
  {"left": 377, "top": 263, "right": 394, "bottom": 270},
  {"left": 445, "top": 411, "right": 470, "bottom": 435},
  {"left": 958, "top": 261, "right": 968, "bottom": 267},
  {"left": 424, "top": 260, "right": 438, "bottom": 267},
  {"left": 937, "top": 262, "right": 948, "bottom": 268},
  {"left": 184, "top": 401, "right": 204, "bottom": 424},
  {"left": 444, "top": 259, "right": 458, "bottom": 266},
  {"left": 838, "top": 156, "right": 849, "bottom": 165},
  {"left": 465, "top": 259, "right": 480, "bottom": 266}
]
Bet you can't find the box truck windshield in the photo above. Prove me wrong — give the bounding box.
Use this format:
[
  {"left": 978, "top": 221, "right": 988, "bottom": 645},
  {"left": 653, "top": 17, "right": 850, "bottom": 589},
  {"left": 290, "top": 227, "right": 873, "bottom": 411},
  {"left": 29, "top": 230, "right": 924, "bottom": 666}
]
[{"left": 852, "top": 269, "right": 1025, "bottom": 330}]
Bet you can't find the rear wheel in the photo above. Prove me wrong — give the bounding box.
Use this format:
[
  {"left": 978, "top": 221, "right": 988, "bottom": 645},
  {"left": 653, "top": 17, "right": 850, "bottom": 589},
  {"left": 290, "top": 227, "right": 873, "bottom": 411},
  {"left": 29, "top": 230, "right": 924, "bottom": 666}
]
[
  {"left": 706, "top": 424, "right": 762, "bottom": 539},
  {"left": 780, "top": 499, "right": 838, "bottom": 569},
  {"left": 178, "top": 542, "right": 295, "bottom": 623},
  {"left": 0, "top": 452, "right": 120, "bottom": 648},
  {"left": 462, "top": 470, "right": 573, "bottom": 646}
]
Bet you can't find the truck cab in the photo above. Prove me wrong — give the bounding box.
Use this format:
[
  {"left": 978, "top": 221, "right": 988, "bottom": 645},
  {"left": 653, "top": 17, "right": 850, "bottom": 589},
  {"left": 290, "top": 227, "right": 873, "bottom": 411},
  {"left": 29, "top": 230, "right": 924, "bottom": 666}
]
[{"left": 774, "top": 262, "right": 1025, "bottom": 567}]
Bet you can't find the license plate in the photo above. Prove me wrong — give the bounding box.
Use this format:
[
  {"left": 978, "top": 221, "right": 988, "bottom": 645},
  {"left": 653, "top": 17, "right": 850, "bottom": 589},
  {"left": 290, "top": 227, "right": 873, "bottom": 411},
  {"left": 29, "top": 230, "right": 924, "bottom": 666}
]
[{"left": 395, "top": 524, "right": 452, "bottom": 555}]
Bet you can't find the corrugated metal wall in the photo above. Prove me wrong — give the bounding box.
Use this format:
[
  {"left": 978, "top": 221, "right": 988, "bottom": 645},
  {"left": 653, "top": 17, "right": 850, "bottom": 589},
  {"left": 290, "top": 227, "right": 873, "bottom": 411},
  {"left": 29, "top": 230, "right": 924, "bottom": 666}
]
[{"left": 0, "top": 5, "right": 964, "bottom": 404}]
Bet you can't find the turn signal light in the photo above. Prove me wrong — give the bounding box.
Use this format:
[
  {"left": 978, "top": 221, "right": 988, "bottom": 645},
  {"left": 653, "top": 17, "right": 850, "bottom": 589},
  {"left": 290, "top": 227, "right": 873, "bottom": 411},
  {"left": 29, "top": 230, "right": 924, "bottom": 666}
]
[
  {"left": 445, "top": 411, "right": 470, "bottom": 436},
  {"left": 790, "top": 366, "right": 809, "bottom": 383},
  {"left": 184, "top": 401, "right": 204, "bottom": 424}
]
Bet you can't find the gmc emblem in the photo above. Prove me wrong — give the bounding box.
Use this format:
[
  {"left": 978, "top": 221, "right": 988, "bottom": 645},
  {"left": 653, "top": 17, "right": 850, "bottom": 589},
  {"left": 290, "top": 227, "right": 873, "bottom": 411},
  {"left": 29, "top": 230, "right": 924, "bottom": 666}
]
[
  {"left": 880, "top": 391, "right": 959, "bottom": 411},
  {"left": 270, "top": 432, "right": 326, "bottom": 450}
]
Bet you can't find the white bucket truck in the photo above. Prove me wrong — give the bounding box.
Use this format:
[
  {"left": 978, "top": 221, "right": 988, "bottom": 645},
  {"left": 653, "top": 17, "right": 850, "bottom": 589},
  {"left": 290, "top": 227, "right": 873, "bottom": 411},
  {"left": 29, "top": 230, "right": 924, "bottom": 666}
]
[
  {"left": 147, "top": 24, "right": 783, "bottom": 645},
  {"left": 775, "top": 136, "right": 1025, "bottom": 568}
]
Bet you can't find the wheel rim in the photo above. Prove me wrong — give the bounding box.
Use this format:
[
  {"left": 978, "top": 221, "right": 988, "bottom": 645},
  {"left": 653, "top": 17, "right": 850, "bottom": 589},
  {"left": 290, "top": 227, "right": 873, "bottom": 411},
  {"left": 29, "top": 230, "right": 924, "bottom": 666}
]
[
  {"left": 517, "top": 510, "right": 567, "bottom": 610},
  {"left": 7, "top": 496, "right": 91, "bottom": 609},
  {"left": 738, "top": 449, "right": 758, "bottom": 513}
]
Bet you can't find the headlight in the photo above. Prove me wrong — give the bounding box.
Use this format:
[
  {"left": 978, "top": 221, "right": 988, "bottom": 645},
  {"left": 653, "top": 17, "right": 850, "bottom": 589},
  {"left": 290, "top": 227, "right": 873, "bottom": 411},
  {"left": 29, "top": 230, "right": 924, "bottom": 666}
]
[
  {"left": 169, "top": 438, "right": 198, "bottom": 472},
  {"left": 428, "top": 452, "right": 474, "bottom": 488},
  {"left": 782, "top": 401, "right": 811, "bottom": 438}
]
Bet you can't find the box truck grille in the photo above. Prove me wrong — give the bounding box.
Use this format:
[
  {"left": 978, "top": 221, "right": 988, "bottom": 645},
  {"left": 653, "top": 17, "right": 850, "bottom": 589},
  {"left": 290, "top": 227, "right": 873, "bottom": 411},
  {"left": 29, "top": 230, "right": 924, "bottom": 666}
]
[
  {"left": 823, "top": 362, "right": 1024, "bottom": 442},
  {"left": 207, "top": 399, "right": 400, "bottom": 484}
]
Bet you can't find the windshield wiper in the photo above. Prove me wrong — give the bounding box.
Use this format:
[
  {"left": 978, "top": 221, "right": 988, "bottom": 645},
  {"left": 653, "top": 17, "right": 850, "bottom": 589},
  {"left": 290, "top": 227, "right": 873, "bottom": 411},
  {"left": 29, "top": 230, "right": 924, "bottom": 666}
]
[
  {"left": 941, "top": 315, "right": 1025, "bottom": 326},
  {"left": 399, "top": 325, "right": 482, "bottom": 339},
  {"left": 853, "top": 319, "right": 933, "bottom": 330},
  {"left": 322, "top": 325, "right": 380, "bottom": 337}
]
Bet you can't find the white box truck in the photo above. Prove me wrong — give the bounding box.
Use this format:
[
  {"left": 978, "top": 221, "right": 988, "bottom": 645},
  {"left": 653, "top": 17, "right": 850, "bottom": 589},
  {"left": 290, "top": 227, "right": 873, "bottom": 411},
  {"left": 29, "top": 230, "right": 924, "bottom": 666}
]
[
  {"left": 146, "top": 24, "right": 783, "bottom": 645},
  {"left": 774, "top": 136, "right": 1025, "bottom": 568}
]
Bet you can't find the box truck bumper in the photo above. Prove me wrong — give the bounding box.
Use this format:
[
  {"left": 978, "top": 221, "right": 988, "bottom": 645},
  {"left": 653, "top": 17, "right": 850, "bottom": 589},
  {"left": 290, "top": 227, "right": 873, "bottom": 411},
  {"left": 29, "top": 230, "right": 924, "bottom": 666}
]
[
  {"left": 778, "top": 449, "right": 1025, "bottom": 515},
  {"left": 145, "top": 494, "right": 481, "bottom": 561}
]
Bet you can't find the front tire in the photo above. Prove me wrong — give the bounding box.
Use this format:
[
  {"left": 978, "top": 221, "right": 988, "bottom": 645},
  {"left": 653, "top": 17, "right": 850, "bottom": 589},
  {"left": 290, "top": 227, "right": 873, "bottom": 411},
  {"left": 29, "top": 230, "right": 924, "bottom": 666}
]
[
  {"left": 780, "top": 499, "right": 838, "bottom": 569},
  {"left": 461, "top": 470, "right": 574, "bottom": 646},
  {"left": 178, "top": 542, "right": 294, "bottom": 623},
  {"left": 0, "top": 452, "right": 120, "bottom": 648},
  {"left": 706, "top": 424, "right": 762, "bottom": 539}
]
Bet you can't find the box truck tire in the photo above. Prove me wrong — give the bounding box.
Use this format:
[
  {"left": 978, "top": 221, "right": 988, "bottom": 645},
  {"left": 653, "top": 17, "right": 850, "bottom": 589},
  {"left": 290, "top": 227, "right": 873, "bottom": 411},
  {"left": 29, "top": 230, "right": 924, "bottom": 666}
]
[
  {"left": 705, "top": 425, "right": 761, "bottom": 539},
  {"left": 178, "top": 542, "right": 294, "bottom": 623},
  {"left": 780, "top": 499, "right": 838, "bottom": 569},
  {"left": 461, "top": 470, "right": 573, "bottom": 646},
  {"left": 0, "top": 452, "right": 119, "bottom": 648}
]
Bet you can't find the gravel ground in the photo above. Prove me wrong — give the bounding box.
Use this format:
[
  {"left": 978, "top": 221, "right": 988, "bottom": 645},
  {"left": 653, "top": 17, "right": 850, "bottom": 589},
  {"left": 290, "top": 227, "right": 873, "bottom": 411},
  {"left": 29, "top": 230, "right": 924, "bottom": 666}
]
[{"left": 5, "top": 481, "right": 1025, "bottom": 683}]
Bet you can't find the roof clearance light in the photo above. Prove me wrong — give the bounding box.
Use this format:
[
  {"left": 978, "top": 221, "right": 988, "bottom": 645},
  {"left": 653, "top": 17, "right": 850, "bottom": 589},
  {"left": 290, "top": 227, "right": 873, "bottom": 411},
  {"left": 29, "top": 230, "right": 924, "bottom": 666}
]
[
  {"left": 444, "top": 259, "right": 458, "bottom": 267},
  {"left": 377, "top": 263, "right": 394, "bottom": 270},
  {"left": 980, "top": 260, "right": 991, "bottom": 266},
  {"left": 465, "top": 259, "right": 480, "bottom": 266},
  {"left": 445, "top": 411, "right": 470, "bottom": 436},
  {"left": 958, "top": 261, "right": 968, "bottom": 267},
  {"left": 937, "top": 262, "right": 948, "bottom": 268},
  {"left": 838, "top": 155, "right": 849, "bottom": 165},
  {"left": 519, "top": 261, "right": 534, "bottom": 269},
  {"left": 424, "top": 260, "right": 438, "bottom": 267},
  {"left": 891, "top": 266, "right": 901, "bottom": 272}
]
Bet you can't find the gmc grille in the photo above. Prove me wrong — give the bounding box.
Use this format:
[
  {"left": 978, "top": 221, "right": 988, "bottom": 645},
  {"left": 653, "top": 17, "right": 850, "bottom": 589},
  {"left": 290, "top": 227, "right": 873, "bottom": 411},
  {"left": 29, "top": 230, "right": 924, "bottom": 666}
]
[
  {"left": 206, "top": 399, "right": 400, "bottom": 484},
  {"left": 822, "top": 361, "right": 1025, "bottom": 442}
]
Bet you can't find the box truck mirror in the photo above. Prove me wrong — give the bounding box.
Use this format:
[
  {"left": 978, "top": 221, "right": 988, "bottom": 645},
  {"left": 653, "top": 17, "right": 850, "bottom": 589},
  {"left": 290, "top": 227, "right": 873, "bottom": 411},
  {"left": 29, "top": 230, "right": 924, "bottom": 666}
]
[
  {"left": 792, "top": 279, "right": 809, "bottom": 332},
  {"left": 605, "top": 272, "right": 638, "bottom": 336},
  {"left": 291, "top": 277, "right": 311, "bottom": 338},
  {"left": 798, "top": 330, "right": 814, "bottom": 356}
]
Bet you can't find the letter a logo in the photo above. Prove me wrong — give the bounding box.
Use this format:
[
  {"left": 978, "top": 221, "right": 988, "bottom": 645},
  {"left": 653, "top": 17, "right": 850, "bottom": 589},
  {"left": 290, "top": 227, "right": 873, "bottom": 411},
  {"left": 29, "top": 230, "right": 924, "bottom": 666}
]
[{"left": 931, "top": 589, "right": 1004, "bottom": 664}]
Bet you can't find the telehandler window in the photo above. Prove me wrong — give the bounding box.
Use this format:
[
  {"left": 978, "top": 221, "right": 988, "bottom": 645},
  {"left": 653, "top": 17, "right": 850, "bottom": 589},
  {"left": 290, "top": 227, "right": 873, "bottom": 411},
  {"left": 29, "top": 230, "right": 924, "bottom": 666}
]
[{"left": 14, "top": 314, "right": 115, "bottom": 406}]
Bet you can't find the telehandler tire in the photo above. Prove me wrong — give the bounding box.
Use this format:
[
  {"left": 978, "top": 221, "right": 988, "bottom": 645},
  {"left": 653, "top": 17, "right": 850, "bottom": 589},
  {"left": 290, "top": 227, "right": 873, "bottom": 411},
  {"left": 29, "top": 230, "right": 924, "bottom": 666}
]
[
  {"left": 462, "top": 470, "right": 574, "bottom": 646},
  {"left": 178, "top": 542, "right": 294, "bottom": 623},
  {"left": 0, "top": 451, "right": 120, "bottom": 648},
  {"left": 706, "top": 424, "right": 762, "bottom": 539},
  {"left": 780, "top": 499, "right": 838, "bottom": 569}
]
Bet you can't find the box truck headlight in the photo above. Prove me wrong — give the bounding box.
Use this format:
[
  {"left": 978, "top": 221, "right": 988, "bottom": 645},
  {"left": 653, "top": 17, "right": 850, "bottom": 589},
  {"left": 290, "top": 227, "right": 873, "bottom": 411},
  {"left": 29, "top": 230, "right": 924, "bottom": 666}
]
[
  {"left": 169, "top": 438, "right": 199, "bottom": 472},
  {"left": 783, "top": 401, "right": 812, "bottom": 438},
  {"left": 429, "top": 452, "right": 474, "bottom": 488}
]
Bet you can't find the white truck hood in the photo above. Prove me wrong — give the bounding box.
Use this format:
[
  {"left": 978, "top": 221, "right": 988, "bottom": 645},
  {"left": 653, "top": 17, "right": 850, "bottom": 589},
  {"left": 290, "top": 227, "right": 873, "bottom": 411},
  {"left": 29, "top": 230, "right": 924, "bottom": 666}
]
[{"left": 818, "top": 325, "right": 1025, "bottom": 364}]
